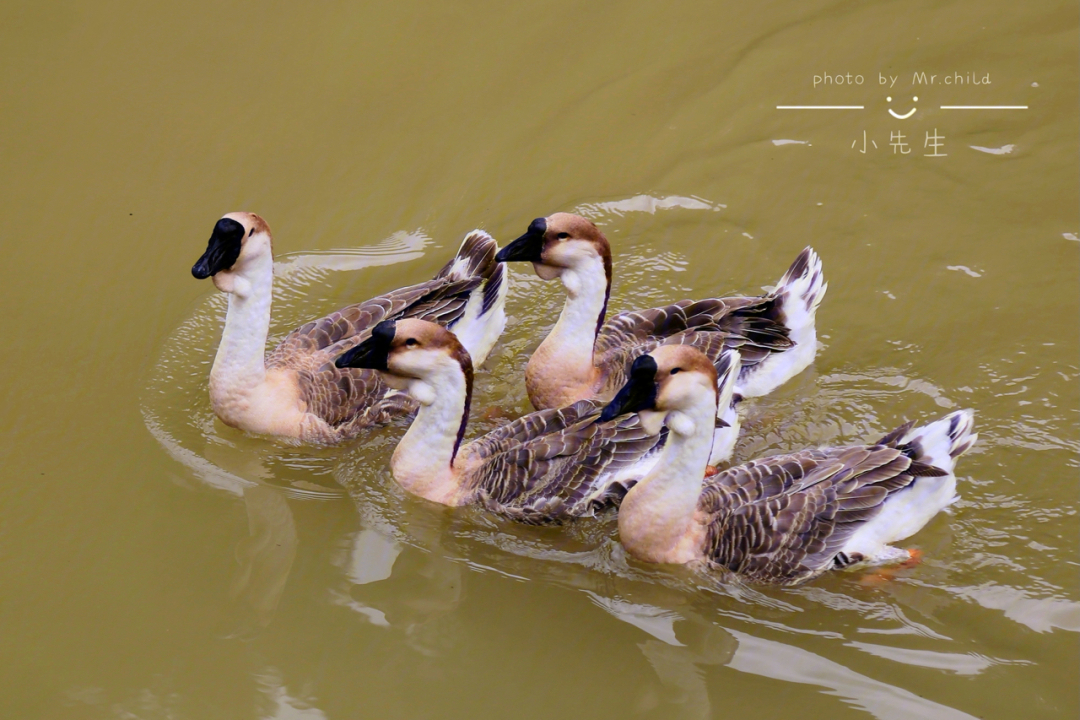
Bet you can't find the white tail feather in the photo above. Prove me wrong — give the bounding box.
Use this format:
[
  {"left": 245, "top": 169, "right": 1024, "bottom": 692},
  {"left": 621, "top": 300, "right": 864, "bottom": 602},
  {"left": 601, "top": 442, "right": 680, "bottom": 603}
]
[
  {"left": 840, "top": 410, "right": 977, "bottom": 564},
  {"left": 901, "top": 409, "right": 978, "bottom": 476},
  {"left": 774, "top": 247, "right": 827, "bottom": 350},
  {"left": 446, "top": 231, "right": 508, "bottom": 367},
  {"left": 737, "top": 247, "right": 827, "bottom": 398},
  {"left": 709, "top": 349, "right": 741, "bottom": 466}
]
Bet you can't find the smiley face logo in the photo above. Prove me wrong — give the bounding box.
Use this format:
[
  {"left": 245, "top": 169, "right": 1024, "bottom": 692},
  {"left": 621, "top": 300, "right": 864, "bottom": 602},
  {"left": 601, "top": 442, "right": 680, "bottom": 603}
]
[{"left": 887, "top": 96, "right": 918, "bottom": 119}]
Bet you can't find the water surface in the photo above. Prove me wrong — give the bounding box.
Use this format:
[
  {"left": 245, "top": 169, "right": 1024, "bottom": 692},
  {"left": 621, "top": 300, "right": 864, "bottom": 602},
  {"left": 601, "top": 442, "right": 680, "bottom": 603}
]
[{"left": 1, "top": 1, "right": 1076, "bottom": 718}]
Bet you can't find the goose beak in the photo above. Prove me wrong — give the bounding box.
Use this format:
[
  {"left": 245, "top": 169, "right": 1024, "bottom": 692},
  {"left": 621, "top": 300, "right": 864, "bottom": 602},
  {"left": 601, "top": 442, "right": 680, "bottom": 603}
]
[
  {"left": 597, "top": 355, "right": 658, "bottom": 423},
  {"left": 335, "top": 320, "right": 396, "bottom": 371},
  {"left": 192, "top": 217, "right": 245, "bottom": 279},
  {"left": 495, "top": 217, "right": 546, "bottom": 263}
]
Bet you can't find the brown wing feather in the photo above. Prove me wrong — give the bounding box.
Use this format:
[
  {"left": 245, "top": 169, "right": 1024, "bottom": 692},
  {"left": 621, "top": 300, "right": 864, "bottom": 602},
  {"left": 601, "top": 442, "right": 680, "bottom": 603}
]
[
  {"left": 265, "top": 233, "right": 499, "bottom": 439},
  {"left": 594, "top": 296, "right": 793, "bottom": 397},
  {"left": 467, "top": 400, "right": 603, "bottom": 457},
  {"left": 287, "top": 360, "right": 418, "bottom": 431},
  {"left": 698, "top": 444, "right": 919, "bottom": 585},
  {"left": 268, "top": 278, "right": 481, "bottom": 366},
  {"left": 462, "top": 404, "right": 667, "bottom": 524}
]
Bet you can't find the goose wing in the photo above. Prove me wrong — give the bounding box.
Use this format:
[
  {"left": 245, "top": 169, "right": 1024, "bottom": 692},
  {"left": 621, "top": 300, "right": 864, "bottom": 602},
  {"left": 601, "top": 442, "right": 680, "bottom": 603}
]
[
  {"left": 698, "top": 443, "right": 935, "bottom": 585},
  {"left": 269, "top": 275, "right": 482, "bottom": 365},
  {"left": 266, "top": 278, "right": 478, "bottom": 431},
  {"left": 594, "top": 297, "right": 793, "bottom": 392},
  {"left": 267, "top": 233, "right": 500, "bottom": 433},
  {"left": 464, "top": 403, "right": 666, "bottom": 524},
  {"left": 468, "top": 399, "right": 604, "bottom": 451}
]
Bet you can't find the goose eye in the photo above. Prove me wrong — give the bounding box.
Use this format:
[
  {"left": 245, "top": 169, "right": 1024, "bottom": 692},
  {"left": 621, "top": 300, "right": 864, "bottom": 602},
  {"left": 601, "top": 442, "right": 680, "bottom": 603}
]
[
  {"left": 557, "top": 232, "right": 569, "bottom": 240},
  {"left": 404, "top": 338, "right": 419, "bottom": 347},
  {"left": 670, "top": 368, "right": 682, "bottom": 375}
]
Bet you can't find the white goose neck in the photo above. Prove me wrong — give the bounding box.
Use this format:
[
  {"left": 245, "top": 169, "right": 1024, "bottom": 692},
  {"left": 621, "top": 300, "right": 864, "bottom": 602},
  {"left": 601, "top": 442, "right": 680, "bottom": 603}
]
[
  {"left": 534, "top": 254, "right": 609, "bottom": 372},
  {"left": 210, "top": 247, "right": 275, "bottom": 398},
  {"left": 618, "top": 396, "right": 716, "bottom": 563},
  {"left": 391, "top": 359, "right": 469, "bottom": 503}
]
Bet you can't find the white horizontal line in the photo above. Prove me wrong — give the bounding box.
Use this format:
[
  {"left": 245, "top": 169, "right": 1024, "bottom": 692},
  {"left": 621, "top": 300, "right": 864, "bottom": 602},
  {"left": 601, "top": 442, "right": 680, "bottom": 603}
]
[
  {"left": 777, "top": 105, "right": 864, "bottom": 109},
  {"left": 940, "top": 105, "right": 1028, "bottom": 109}
]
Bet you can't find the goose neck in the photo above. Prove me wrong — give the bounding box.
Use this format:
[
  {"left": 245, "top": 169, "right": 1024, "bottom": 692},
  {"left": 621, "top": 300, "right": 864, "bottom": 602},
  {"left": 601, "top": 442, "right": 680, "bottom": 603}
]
[
  {"left": 618, "top": 398, "right": 716, "bottom": 563},
  {"left": 209, "top": 251, "right": 275, "bottom": 403},
  {"left": 391, "top": 359, "right": 471, "bottom": 504}
]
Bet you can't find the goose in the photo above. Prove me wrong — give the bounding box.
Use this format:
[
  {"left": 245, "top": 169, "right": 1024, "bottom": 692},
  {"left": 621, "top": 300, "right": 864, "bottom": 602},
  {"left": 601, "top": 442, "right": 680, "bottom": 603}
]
[
  {"left": 494, "top": 213, "right": 826, "bottom": 412},
  {"left": 333, "top": 318, "right": 743, "bottom": 522},
  {"left": 190, "top": 212, "right": 507, "bottom": 444},
  {"left": 597, "top": 345, "right": 977, "bottom": 585}
]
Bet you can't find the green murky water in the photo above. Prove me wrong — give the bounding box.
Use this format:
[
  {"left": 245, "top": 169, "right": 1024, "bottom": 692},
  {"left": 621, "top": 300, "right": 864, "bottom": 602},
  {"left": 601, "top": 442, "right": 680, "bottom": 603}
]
[{"left": 1, "top": 1, "right": 1076, "bottom": 718}]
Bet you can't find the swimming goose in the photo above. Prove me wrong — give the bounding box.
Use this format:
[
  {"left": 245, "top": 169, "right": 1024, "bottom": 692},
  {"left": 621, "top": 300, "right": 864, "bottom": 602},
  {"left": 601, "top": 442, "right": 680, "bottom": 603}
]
[
  {"left": 494, "top": 213, "right": 826, "bottom": 411},
  {"left": 191, "top": 212, "right": 507, "bottom": 444},
  {"left": 334, "top": 319, "right": 743, "bottom": 522},
  {"left": 598, "top": 345, "right": 977, "bottom": 585}
]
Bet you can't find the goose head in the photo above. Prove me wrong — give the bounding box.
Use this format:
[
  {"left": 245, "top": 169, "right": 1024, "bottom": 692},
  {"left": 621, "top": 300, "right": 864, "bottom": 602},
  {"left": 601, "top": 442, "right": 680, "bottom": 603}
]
[
  {"left": 496, "top": 212, "right": 612, "bottom": 284},
  {"left": 598, "top": 345, "right": 718, "bottom": 436},
  {"left": 192, "top": 212, "right": 273, "bottom": 293},
  {"left": 335, "top": 318, "right": 473, "bottom": 406}
]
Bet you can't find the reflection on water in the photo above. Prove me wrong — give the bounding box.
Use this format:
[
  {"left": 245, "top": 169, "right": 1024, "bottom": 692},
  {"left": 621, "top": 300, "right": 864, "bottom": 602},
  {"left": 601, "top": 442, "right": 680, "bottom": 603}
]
[
  {"left": 332, "top": 531, "right": 467, "bottom": 657},
  {"left": 255, "top": 668, "right": 327, "bottom": 720},
  {"left": 937, "top": 582, "right": 1080, "bottom": 634},
  {"left": 726, "top": 631, "right": 980, "bottom": 720},
  {"left": 230, "top": 485, "right": 298, "bottom": 634}
]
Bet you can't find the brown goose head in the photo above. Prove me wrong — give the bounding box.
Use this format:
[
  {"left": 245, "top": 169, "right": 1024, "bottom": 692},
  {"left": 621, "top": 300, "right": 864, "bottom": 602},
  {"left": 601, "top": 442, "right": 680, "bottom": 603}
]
[
  {"left": 599, "top": 345, "right": 718, "bottom": 435},
  {"left": 496, "top": 212, "right": 612, "bottom": 283},
  {"left": 191, "top": 212, "right": 272, "bottom": 293},
  {"left": 335, "top": 318, "right": 473, "bottom": 397}
]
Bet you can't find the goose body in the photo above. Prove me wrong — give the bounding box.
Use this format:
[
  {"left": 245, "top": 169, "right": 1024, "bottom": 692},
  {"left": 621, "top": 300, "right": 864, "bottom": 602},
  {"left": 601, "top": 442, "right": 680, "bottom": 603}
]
[
  {"left": 335, "top": 319, "right": 743, "bottom": 523},
  {"left": 601, "top": 345, "right": 977, "bottom": 585},
  {"left": 495, "top": 213, "right": 826, "bottom": 412},
  {"left": 191, "top": 213, "right": 507, "bottom": 444}
]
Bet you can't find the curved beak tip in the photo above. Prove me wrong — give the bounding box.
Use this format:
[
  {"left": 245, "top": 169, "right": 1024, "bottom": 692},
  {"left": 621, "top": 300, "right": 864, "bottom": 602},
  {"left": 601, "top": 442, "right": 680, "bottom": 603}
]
[{"left": 496, "top": 221, "right": 546, "bottom": 264}]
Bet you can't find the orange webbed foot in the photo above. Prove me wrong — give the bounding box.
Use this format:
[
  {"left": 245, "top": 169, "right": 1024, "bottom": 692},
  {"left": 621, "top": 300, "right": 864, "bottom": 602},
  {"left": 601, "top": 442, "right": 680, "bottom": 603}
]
[
  {"left": 897, "top": 548, "right": 924, "bottom": 570},
  {"left": 857, "top": 549, "right": 923, "bottom": 587}
]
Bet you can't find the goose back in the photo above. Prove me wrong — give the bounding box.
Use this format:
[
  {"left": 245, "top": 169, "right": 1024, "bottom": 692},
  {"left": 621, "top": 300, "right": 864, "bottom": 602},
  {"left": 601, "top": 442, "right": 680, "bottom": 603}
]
[
  {"left": 594, "top": 295, "right": 793, "bottom": 398},
  {"left": 461, "top": 401, "right": 669, "bottom": 524},
  {"left": 267, "top": 232, "right": 503, "bottom": 437},
  {"left": 698, "top": 436, "right": 947, "bottom": 585}
]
